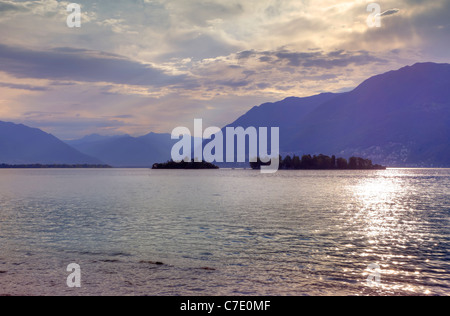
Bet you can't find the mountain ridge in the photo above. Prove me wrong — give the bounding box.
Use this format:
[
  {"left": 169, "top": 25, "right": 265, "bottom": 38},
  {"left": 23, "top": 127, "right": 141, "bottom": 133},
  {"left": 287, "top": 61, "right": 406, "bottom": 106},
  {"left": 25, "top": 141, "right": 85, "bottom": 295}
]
[
  {"left": 283, "top": 62, "right": 450, "bottom": 166},
  {"left": 0, "top": 121, "right": 103, "bottom": 165},
  {"left": 214, "top": 62, "right": 450, "bottom": 167},
  {"left": 65, "top": 132, "right": 177, "bottom": 167}
]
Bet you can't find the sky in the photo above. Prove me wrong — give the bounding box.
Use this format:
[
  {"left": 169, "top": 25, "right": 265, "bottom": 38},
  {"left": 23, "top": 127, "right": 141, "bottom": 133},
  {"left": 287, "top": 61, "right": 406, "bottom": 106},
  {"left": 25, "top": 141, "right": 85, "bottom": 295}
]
[{"left": 0, "top": 0, "right": 449, "bottom": 139}]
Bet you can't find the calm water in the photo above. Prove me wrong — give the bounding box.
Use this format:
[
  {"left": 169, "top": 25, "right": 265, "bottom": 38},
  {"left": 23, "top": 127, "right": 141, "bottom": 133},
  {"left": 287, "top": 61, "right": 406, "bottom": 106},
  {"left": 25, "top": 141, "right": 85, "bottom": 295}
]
[{"left": 0, "top": 169, "right": 449, "bottom": 296}]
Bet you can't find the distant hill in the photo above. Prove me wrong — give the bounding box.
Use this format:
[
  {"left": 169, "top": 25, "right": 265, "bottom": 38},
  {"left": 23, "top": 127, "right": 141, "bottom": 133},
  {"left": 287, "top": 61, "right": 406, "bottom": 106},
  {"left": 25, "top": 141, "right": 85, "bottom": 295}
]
[
  {"left": 0, "top": 121, "right": 103, "bottom": 165},
  {"left": 214, "top": 62, "right": 450, "bottom": 167},
  {"left": 66, "top": 133, "right": 178, "bottom": 167},
  {"left": 286, "top": 62, "right": 450, "bottom": 167}
]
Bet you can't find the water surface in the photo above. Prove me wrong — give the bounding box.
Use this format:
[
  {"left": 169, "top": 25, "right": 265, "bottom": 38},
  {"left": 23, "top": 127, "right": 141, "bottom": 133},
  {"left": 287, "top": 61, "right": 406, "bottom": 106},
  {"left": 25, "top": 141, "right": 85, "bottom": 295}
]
[{"left": 0, "top": 169, "right": 449, "bottom": 296}]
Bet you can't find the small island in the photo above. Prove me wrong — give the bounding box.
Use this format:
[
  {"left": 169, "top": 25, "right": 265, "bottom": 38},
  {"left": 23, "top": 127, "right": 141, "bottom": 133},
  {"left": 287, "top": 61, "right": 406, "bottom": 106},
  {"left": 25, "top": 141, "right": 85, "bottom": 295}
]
[
  {"left": 152, "top": 159, "right": 219, "bottom": 170},
  {"left": 250, "top": 154, "right": 386, "bottom": 170},
  {"left": 0, "top": 164, "right": 112, "bottom": 169}
]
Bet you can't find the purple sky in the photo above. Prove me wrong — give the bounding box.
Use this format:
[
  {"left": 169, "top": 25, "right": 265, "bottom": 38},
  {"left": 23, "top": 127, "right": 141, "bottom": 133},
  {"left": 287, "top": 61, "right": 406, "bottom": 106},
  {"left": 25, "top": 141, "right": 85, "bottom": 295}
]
[{"left": 0, "top": 0, "right": 449, "bottom": 139}]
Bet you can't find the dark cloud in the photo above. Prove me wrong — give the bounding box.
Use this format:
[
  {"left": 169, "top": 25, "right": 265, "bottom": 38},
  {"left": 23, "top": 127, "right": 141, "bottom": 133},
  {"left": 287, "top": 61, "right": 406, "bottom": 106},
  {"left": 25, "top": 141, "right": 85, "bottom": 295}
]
[
  {"left": 274, "top": 51, "right": 321, "bottom": 67},
  {"left": 0, "top": 82, "right": 48, "bottom": 91},
  {"left": 0, "top": 44, "right": 186, "bottom": 87},
  {"left": 0, "top": 1, "right": 28, "bottom": 13},
  {"left": 236, "top": 50, "right": 256, "bottom": 60},
  {"left": 214, "top": 79, "right": 250, "bottom": 88},
  {"left": 257, "top": 83, "right": 271, "bottom": 89},
  {"left": 259, "top": 56, "right": 273, "bottom": 62},
  {"left": 246, "top": 49, "right": 385, "bottom": 69},
  {"left": 111, "top": 115, "right": 134, "bottom": 119},
  {"left": 328, "top": 50, "right": 346, "bottom": 57},
  {"left": 381, "top": 9, "right": 400, "bottom": 17}
]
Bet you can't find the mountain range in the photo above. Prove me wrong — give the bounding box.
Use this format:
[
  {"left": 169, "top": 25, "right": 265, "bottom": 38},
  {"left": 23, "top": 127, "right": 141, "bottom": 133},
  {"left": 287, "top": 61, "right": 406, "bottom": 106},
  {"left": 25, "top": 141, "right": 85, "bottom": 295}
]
[
  {"left": 65, "top": 133, "right": 177, "bottom": 167},
  {"left": 0, "top": 62, "right": 449, "bottom": 167},
  {"left": 220, "top": 62, "right": 450, "bottom": 167},
  {"left": 0, "top": 121, "right": 101, "bottom": 165}
]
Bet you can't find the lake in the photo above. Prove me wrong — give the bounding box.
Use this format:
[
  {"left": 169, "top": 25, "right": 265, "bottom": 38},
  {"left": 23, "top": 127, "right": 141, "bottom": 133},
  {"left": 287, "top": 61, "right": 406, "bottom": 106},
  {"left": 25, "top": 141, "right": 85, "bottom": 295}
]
[{"left": 0, "top": 169, "right": 449, "bottom": 296}]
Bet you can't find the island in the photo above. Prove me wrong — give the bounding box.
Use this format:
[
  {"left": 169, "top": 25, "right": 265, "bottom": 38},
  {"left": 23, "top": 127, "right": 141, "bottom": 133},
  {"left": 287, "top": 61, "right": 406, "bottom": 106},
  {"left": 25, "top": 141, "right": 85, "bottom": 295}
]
[
  {"left": 250, "top": 154, "right": 386, "bottom": 170},
  {"left": 152, "top": 159, "right": 219, "bottom": 170},
  {"left": 0, "top": 164, "right": 112, "bottom": 169}
]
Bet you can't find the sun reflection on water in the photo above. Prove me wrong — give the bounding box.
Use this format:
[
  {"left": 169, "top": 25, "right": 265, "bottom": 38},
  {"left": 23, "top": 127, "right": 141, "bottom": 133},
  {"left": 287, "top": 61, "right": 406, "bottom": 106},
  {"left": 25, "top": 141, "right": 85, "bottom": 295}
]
[{"left": 350, "top": 170, "right": 441, "bottom": 295}]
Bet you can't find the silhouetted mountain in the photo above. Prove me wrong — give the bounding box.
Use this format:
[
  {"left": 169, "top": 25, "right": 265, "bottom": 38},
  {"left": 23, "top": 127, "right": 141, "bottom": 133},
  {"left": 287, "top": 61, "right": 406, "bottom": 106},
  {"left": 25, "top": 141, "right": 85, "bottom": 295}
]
[
  {"left": 66, "top": 133, "right": 126, "bottom": 146},
  {"left": 211, "top": 62, "right": 450, "bottom": 167},
  {"left": 66, "top": 133, "right": 178, "bottom": 167},
  {"left": 0, "top": 121, "right": 102, "bottom": 165},
  {"left": 286, "top": 62, "right": 450, "bottom": 167},
  {"left": 230, "top": 93, "right": 338, "bottom": 139}
]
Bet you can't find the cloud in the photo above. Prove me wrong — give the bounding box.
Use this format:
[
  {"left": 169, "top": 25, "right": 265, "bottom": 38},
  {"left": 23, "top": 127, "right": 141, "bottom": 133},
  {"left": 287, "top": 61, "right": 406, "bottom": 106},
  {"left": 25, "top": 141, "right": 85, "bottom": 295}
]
[
  {"left": 380, "top": 9, "right": 401, "bottom": 17},
  {"left": 234, "top": 48, "right": 385, "bottom": 69},
  {"left": 214, "top": 79, "right": 251, "bottom": 88},
  {"left": 165, "top": 0, "right": 244, "bottom": 27},
  {"left": 0, "top": 1, "right": 29, "bottom": 13},
  {"left": 0, "top": 44, "right": 186, "bottom": 87},
  {"left": 162, "top": 32, "right": 240, "bottom": 60},
  {"left": 0, "top": 82, "right": 48, "bottom": 91},
  {"left": 0, "top": 0, "right": 73, "bottom": 19}
]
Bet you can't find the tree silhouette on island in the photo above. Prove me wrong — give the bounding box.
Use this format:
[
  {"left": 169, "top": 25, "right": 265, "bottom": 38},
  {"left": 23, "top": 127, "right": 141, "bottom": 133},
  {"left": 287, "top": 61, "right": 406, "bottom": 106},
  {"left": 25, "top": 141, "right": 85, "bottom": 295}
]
[
  {"left": 151, "top": 154, "right": 385, "bottom": 170},
  {"left": 152, "top": 159, "right": 219, "bottom": 170},
  {"left": 251, "top": 154, "right": 386, "bottom": 170}
]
